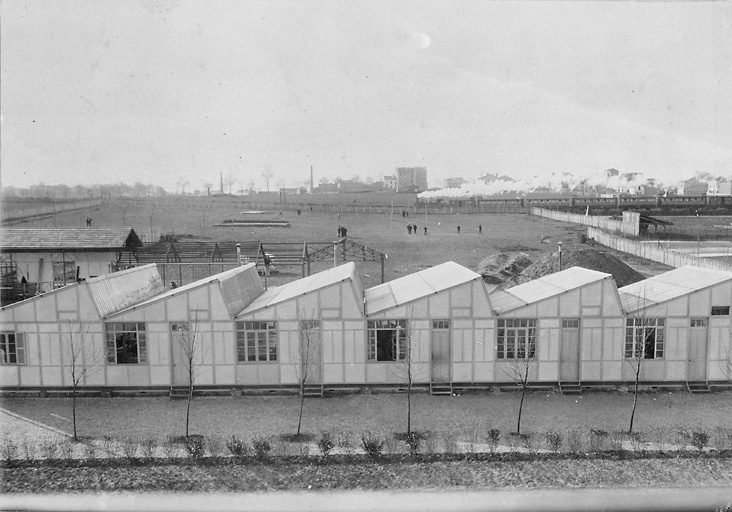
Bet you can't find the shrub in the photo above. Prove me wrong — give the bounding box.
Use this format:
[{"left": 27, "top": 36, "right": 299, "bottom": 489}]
[
  {"left": 21, "top": 440, "right": 36, "bottom": 460},
  {"left": 58, "top": 440, "right": 75, "bottom": 459},
  {"left": 40, "top": 440, "right": 58, "bottom": 460},
  {"left": 360, "top": 432, "right": 385, "bottom": 460},
  {"left": 162, "top": 437, "right": 178, "bottom": 459},
  {"left": 463, "top": 427, "right": 481, "bottom": 454},
  {"left": 566, "top": 429, "right": 582, "bottom": 454},
  {"left": 691, "top": 431, "right": 710, "bottom": 452},
  {"left": 83, "top": 442, "right": 98, "bottom": 460},
  {"left": 140, "top": 437, "right": 158, "bottom": 459},
  {"left": 337, "top": 431, "right": 354, "bottom": 455},
  {"left": 251, "top": 436, "right": 273, "bottom": 460},
  {"left": 2, "top": 439, "right": 18, "bottom": 461},
  {"left": 442, "top": 431, "right": 459, "bottom": 454},
  {"left": 317, "top": 431, "right": 335, "bottom": 457},
  {"left": 121, "top": 437, "right": 138, "bottom": 461},
  {"left": 589, "top": 429, "right": 609, "bottom": 452},
  {"left": 383, "top": 436, "right": 399, "bottom": 454},
  {"left": 404, "top": 432, "right": 424, "bottom": 456},
  {"left": 184, "top": 435, "right": 206, "bottom": 460},
  {"left": 545, "top": 431, "right": 562, "bottom": 453},
  {"left": 207, "top": 435, "right": 224, "bottom": 458},
  {"left": 424, "top": 434, "right": 438, "bottom": 454},
  {"left": 609, "top": 431, "right": 624, "bottom": 452},
  {"left": 486, "top": 429, "right": 500, "bottom": 454},
  {"left": 227, "top": 435, "right": 249, "bottom": 458},
  {"left": 101, "top": 436, "right": 116, "bottom": 457}
]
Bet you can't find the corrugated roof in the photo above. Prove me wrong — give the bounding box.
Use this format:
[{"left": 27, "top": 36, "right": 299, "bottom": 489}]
[
  {"left": 236, "top": 262, "right": 358, "bottom": 316},
  {"left": 618, "top": 265, "right": 732, "bottom": 313},
  {"left": 493, "top": 266, "right": 611, "bottom": 314},
  {"left": 108, "top": 264, "right": 263, "bottom": 318},
  {"left": 0, "top": 228, "right": 142, "bottom": 251},
  {"left": 365, "top": 261, "right": 481, "bottom": 315},
  {"left": 87, "top": 264, "right": 165, "bottom": 317}
]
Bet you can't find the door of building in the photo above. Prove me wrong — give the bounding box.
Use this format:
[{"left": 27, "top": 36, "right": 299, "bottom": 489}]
[
  {"left": 171, "top": 322, "right": 190, "bottom": 387},
  {"left": 431, "top": 320, "right": 451, "bottom": 383},
  {"left": 688, "top": 318, "right": 708, "bottom": 381},
  {"left": 560, "top": 319, "right": 580, "bottom": 381}
]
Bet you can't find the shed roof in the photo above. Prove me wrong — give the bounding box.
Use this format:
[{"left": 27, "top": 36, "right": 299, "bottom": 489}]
[
  {"left": 618, "top": 265, "right": 732, "bottom": 313},
  {"left": 491, "top": 266, "right": 611, "bottom": 314},
  {"left": 236, "top": 262, "right": 359, "bottom": 316},
  {"left": 109, "top": 263, "right": 263, "bottom": 318},
  {"left": 365, "top": 261, "right": 481, "bottom": 315},
  {"left": 87, "top": 264, "right": 165, "bottom": 318},
  {"left": 0, "top": 228, "right": 142, "bottom": 252}
]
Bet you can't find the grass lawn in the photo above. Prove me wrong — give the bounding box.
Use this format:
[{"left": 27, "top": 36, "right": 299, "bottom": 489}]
[{"left": 3, "top": 390, "right": 731, "bottom": 442}]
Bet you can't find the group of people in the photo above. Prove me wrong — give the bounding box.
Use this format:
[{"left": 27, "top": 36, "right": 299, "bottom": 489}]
[
  {"left": 337, "top": 226, "right": 349, "bottom": 238},
  {"left": 406, "top": 224, "right": 427, "bottom": 235}
]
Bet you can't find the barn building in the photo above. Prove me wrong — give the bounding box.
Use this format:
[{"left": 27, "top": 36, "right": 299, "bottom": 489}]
[{"left": 0, "top": 228, "right": 143, "bottom": 302}]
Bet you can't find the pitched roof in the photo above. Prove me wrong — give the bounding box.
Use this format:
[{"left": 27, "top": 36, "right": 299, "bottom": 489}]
[
  {"left": 492, "top": 266, "right": 611, "bottom": 314},
  {"left": 236, "top": 263, "right": 359, "bottom": 316},
  {"left": 109, "top": 263, "right": 263, "bottom": 318},
  {"left": 618, "top": 265, "right": 732, "bottom": 313},
  {"left": 87, "top": 264, "right": 165, "bottom": 317},
  {"left": 0, "top": 228, "right": 142, "bottom": 252},
  {"left": 365, "top": 261, "right": 481, "bottom": 315}
]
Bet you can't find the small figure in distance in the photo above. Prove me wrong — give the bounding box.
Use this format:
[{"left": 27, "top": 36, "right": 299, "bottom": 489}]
[
  {"left": 479, "top": 224, "right": 482, "bottom": 235},
  {"left": 424, "top": 226, "right": 427, "bottom": 235},
  {"left": 457, "top": 226, "right": 461, "bottom": 234},
  {"left": 407, "top": 225, "right": 412, "bottom": 235}
]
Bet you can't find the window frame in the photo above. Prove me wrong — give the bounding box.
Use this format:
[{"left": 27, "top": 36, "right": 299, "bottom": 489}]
[
  {"left": 496, "top": 318, "right": 537, "bottom": 360},
  {"left": 236, "top": 321, "right": 278, "bottom": 363},
  {"left": 624, "top": 318, "right": 665, "bottom": 360},
  {"left": 367, "top": 319, "right": 408, "bottom": 362},
  {"left": 105, "top": 323, "right": 147, "bottom": 365},
  {"left": 0, "top": 332, "right": 26, "bottom": 365},
  {"left": 711, "top": 306, "right": 730, "bottom": 316}
]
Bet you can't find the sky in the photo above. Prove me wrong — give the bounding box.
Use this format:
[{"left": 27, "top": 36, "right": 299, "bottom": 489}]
[{"left": 1, "top": 0, "right": 731, "bottom": 192}]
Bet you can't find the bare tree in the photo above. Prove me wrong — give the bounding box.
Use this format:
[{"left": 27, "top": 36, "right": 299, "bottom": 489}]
[
  {"left": 391, "top": 312, "right": 421, "bottom": 435},
  {"left": 262, "top": 166, "right": 274, "bottom": 192},
  {"left": 499, "top": 319, "right": 539, "bottom": 436},
  {"left": 295, "top": 310, "right": 320, "bottom": 436},
  {"left": 172, "top": 312, "right": 202, "bottom": 438},
  {"left": 624, "top": 288, "right": 660, "bottom": 434},
  {"left": 224, "top": 173, "right": 236, "bottom": 195},
  {"left": 65, "top": 321, "right": 102, "bottom": 441}
]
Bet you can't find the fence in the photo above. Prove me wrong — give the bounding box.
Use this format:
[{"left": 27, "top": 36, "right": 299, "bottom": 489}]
[
  {"left": 587, "top": 226, "right": 732, "bottom": 272},
  {"left": 531, "top": 207, "right": 639, "bottom": 236},
  {"left": 1, "top": 199, "right": 103, "bottom": 222}
]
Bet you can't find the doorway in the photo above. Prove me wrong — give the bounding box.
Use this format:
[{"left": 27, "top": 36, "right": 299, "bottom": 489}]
[
  {"left": 431, "top": 320, "right": 451, "bottom": 383},
  {"left": 560, "top": 318, "right": 580, "bottom": 381},
  {"left": 688, "top": 318, "right": 708, "bottom": 381}
]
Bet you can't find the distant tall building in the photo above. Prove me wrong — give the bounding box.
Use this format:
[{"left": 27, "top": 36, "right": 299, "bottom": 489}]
[{"left": 396, "top": 167, "right": 428, "bottom": 192}]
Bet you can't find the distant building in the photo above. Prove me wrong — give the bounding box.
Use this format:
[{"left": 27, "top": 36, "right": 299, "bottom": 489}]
[
  {"left": 677, "top": 178, "right": 709, "bottom": 196},
  {"left": 383, "top": 175, "right": 397, "bottom": 190},
  {"left": 396, "top": 167, "right": 428, "bottom": 192},
  {"left": 708, "top": 180, "right": 732, "bottom": 197},
  {"left": 444, "top": 177, "right": 468, "bottom": 189}
]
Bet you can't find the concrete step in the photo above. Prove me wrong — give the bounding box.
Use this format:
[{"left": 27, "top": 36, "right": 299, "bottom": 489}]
[
  {"left": 430, "top": 384, "right": 453, "bottom": 396},
  {"left": 559, "top": 382, "right": 583, "bottom": 395},
  {"left": 302, "top": 384, "right": 324, "bottom": 398},
  {"left": 686, "top": 382, "right": 711, "bottom": 394}
]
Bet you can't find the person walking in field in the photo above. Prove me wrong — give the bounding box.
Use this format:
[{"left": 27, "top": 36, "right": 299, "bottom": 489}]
[
  {"left": 457, "top": 226, "right": 461, "bottom": 234},
  {"left": 424, "top": 226, "right": 427, "bottom": 235},
  {"left": 407, "top": 225, "right": 412, "bottom": 235},
  {"left": 479, "top": 225, "right": 482, "bottom": 235}
]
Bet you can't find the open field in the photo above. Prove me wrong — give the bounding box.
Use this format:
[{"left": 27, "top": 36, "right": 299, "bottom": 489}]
[{"left": 2, "top": 197, "right": 677, "bottom": 288}]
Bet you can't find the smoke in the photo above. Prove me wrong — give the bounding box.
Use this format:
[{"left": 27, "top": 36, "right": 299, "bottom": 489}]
[{"left": 419, "top": 169, "right": 677, "bottom": 199}]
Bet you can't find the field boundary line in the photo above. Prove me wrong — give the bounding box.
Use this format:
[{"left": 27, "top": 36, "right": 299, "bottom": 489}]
[{"left": 0, "top": 407, "right": 72, "bottom": 438}]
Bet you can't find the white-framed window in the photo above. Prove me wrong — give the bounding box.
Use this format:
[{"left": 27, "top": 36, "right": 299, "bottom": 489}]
[
  {"left": 236, "top": 321, "right": 277, "bottom": 362},
  {"left": 367, "top": 320, "right": 408, "bottom": 361},
  {"left": 432, "top": 319, "right": 450, "bottom": 330},
  {"left": 0, "top": 332, "right": 26, "bottom": 365},
  {"left": 496, "top": 319, "right": 536, "bottom": 360},
  {"left": 690, "top": 318, "right": 708, "bottom": 328},
  {"left": 562, "top": 318, "right": 580, "bottom": 329},
  {"left": 625, "top": 318, "right": 664, "bottom": 359},
  {"left": 105, "top": 323, "right": 147, "bottom": 364}
]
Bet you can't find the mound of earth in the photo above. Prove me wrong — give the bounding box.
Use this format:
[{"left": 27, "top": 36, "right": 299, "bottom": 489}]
[
  {"left": 478, "top": 252, "right": 533, "bottom": 284},
  {"left": 503, "top": 248, "right": 645, "bottom": 288}
]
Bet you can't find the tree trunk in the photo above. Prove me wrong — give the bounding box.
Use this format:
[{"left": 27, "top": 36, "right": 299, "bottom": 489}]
[
  {"left": 72, "top": 386, "right": 78, "bottom": 441},
  {"left": 297, "top": 383, "right": 305, "bottom": 436},
  {"left": 407, "top": 383, "right": 412, "bottom": 435},
  {"left": 517, "top": 384, "right": 526, "bottom": 435},
  {"left": 629, "top": 362, "right": 641, "bottom": 434}
]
